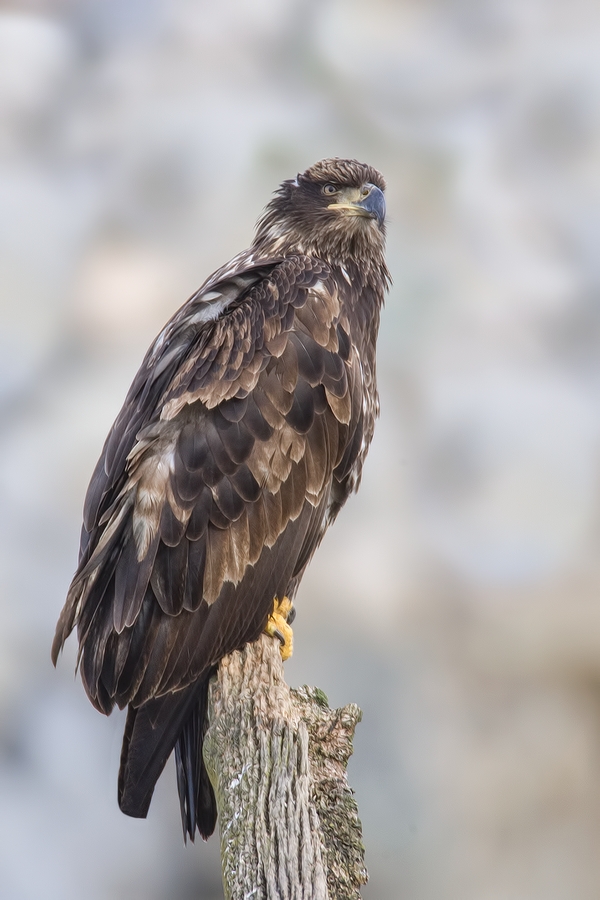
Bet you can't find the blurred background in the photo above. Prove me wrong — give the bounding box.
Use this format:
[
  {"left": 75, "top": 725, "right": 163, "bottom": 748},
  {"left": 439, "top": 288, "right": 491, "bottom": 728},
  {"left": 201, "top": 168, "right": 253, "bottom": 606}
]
[{"left": 1, "top": 0, "right": 600, "bottom": 897}]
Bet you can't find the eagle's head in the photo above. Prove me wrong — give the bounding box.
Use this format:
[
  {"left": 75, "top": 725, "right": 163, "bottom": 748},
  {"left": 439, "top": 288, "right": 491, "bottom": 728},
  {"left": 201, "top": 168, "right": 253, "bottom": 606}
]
[{"left": 254, "top": 158, "right": 387, "bottom": 270}]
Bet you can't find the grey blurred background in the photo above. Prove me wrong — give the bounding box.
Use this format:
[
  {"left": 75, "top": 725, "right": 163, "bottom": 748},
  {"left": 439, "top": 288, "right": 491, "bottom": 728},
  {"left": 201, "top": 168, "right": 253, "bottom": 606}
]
[{"left": 1, "top": 0, "right": 600, "bottom": 897}]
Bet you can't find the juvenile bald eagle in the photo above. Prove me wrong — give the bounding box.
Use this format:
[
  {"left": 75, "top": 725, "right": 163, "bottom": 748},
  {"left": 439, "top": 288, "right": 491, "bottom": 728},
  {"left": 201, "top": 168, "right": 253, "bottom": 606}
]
[{"left": 53, "top": 158, "right": 390, "bottom": 840}]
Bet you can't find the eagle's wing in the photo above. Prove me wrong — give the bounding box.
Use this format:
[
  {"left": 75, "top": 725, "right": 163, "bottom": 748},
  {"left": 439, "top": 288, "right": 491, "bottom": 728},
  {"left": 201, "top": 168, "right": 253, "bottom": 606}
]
[{"left": 52, "top": 254, "right": 364, "bottom": 798}]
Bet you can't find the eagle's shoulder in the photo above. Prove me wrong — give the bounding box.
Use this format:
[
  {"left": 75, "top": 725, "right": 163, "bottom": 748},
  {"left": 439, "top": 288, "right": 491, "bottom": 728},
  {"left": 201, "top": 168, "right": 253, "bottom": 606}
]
[{"left": 80, "top": 252, "right": 331, "bottom": 538}]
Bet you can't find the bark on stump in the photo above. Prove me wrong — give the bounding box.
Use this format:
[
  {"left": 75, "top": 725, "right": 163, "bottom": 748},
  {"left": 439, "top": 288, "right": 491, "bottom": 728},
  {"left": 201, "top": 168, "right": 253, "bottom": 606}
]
[{"left": 203, "top": 633, "right": 368, "bottom": 900}]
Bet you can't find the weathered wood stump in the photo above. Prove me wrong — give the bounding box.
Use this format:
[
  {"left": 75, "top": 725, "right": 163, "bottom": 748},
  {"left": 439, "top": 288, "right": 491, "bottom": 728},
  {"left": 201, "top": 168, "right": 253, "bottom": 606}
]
[{"left": 202, "top": 633, "right": 368, "bottom": 900}]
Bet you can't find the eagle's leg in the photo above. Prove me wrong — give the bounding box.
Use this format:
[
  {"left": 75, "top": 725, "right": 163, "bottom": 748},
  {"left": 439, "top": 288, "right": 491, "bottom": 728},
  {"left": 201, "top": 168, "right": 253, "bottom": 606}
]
[{"left": 264, "top": 596, "right": 294, "bottom": 661}]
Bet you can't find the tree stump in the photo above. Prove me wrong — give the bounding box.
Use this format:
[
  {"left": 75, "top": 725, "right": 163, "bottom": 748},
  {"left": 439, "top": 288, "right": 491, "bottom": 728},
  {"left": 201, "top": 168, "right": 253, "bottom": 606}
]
[{"left": 202, "top": 633, "right": 368, "bottom": 900}]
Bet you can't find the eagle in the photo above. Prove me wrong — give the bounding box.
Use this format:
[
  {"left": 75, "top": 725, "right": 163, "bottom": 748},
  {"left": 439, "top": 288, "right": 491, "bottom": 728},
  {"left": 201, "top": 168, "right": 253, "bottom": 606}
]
[{"left": 52, "top": 157, "right": 390, "bottom": 841}]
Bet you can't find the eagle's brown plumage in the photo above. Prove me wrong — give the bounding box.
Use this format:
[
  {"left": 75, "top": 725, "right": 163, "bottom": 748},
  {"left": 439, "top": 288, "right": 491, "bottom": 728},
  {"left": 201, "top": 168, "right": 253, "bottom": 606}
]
[{"left": 52, "top": 158, "right": 390, "bottom": 840}]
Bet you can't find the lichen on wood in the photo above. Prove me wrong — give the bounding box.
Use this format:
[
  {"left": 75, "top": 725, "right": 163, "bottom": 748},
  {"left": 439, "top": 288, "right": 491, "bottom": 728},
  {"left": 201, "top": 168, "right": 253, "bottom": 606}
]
[{"left": 202, "top": 634, "right": 367, "bottom": 900}]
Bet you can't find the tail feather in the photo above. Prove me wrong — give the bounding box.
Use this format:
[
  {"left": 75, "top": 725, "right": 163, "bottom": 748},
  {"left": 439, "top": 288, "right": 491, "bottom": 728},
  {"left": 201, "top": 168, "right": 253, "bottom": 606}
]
[
  {"left": 174, "top": 672, "right": 217, "bottom": 841},
  {"left": 118, "top": 682, "right": 204, "bottom": 820},
  {"left": 118, "top": 674, "right": 217, "bottom": 841}
]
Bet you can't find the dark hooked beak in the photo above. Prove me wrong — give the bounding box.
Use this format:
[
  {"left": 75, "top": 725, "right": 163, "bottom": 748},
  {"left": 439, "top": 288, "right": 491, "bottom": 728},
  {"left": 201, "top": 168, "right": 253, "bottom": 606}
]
[{"left": 357, "top": 184, "right": 386, "bottom": 226}]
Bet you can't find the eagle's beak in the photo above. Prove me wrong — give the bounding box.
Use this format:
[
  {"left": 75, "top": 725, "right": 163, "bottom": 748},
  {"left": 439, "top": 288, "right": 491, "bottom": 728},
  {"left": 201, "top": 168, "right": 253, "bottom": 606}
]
[
  {"left": 328, "top": 183, "right": 386, "bottom": 226},
  {"left": 356, "top": 184, "right": 386, "bottom": 225}
]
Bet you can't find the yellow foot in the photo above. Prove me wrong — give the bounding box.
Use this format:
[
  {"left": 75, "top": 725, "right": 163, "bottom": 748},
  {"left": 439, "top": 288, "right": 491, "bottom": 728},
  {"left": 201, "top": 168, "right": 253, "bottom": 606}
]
[{"left": 264, "top": 596, "right": 294, "bottom": 661}]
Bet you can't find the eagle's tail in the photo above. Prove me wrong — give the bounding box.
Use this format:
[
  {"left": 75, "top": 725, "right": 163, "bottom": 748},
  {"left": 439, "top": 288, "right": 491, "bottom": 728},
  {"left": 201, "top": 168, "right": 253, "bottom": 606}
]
[
  {"left": 118, "top": 676, "right": 217, "bottom": 841},
  {"left": 174, "top": 675, "right": 217, "bottom": 841}
]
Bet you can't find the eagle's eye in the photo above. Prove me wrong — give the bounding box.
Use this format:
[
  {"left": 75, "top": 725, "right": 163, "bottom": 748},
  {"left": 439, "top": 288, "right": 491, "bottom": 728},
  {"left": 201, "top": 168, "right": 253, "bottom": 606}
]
[{"left": 322, "top": 184, "right": 338, "bottom": 195}]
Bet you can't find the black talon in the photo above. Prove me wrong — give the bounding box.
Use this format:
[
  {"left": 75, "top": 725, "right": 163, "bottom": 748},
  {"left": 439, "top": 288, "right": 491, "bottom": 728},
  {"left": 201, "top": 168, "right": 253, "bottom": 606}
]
[
  {"left": 286, "top": 605, "right": 296, "bottom": 625},
  {"left": 273, "top": 629, "right": 285, "bottom": 647}
]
